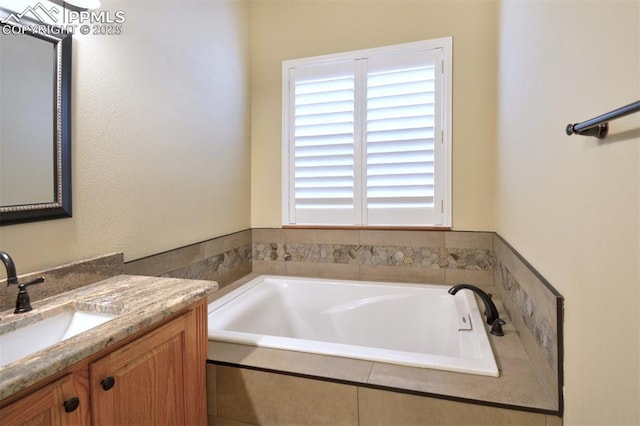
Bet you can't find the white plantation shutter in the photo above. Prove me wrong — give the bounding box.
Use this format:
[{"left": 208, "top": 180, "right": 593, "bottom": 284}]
[
  {"left": 283, "top": 38, "right": 451, "bottom": 226},
  {"left": 289, "top": 61, "right": 359, "bottom": 224},
  {"left": 365, "top": 50, "right": 441, "bottom": 225}
]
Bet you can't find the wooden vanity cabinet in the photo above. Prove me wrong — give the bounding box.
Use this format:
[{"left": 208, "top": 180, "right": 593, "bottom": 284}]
[
  {"left": 0, "top": 369, "right": 90, "bottom": 426},
  {"left": 90, "top": 304, "right": 207, "bottom": 425},
  {"left": 0, "top": 300, "right": 208, "bottom": 426}
]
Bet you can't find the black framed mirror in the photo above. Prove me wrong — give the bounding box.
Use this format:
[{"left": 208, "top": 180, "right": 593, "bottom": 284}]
[{"left": 0, "top": 9, "right": 72, "bottom": 226}]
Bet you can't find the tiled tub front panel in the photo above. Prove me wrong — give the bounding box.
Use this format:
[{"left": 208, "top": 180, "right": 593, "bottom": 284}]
[{"left": 207, "top": 364, "right": 562, "bottom": 426}]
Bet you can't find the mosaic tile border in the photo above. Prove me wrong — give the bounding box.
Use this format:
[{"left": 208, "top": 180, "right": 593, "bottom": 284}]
[
  {"left": 162, "top": 244, "right": 252, "bottom": 285},
  {"left": 124, "top": 230, "right": 252, "bottom": 288},
  {"left": 496, "top": 259, "right": 557, "bottom": 372},
  {"left": 253, "top": 242, "right": 493, "bottom": 271}
]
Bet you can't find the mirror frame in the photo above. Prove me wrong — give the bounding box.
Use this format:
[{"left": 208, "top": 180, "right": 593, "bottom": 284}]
[{"left": 0, "top": 12, "right": 72, "bottom": 226}]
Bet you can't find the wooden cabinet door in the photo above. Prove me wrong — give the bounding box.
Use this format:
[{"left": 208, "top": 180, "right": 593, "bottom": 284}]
[
  {"left": 90, "top": 305, "right": 207, "bottom": 425},
  {"left": 0, "top": 369, "right": 90, "bottom": 426}
]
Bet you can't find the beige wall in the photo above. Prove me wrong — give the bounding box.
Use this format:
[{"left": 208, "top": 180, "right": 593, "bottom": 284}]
[
  {"left": 250, "top": 0, "right": 498, "bottom": 230},
  {"left": 0, "top": 0, "right": 251, "bottom": 274},
  {"left": 496, "top": 1, "right": 640, "bottom": 425}
]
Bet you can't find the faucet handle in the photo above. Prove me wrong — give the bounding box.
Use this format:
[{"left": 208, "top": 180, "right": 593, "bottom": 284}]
[
  {"left": 13, "top": 277, "right": 44, "bottom": 314},
  {"left": 6, "top": 276, "right": 44, "bottom": 287},
  {"left": 21, "top": 276, "right": 45, "bottom": 287}
]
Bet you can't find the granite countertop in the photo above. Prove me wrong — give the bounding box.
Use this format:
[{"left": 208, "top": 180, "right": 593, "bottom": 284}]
[{"left": 0, "top": 274, "right": 217, "bottom": 402}]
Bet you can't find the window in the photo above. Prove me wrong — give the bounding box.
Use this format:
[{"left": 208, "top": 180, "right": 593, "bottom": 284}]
[{"left": 282, "top": 38, "right": 451, "bottom": 227}]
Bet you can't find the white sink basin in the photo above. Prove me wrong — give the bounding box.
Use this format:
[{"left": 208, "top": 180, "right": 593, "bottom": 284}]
[{"left": 0, "top": 309, "right": 116, "bottom": 367}]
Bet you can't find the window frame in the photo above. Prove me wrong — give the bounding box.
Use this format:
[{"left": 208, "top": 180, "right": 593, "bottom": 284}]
[{"left": 282, "top": 37, "right": 452, "bottom": 228}]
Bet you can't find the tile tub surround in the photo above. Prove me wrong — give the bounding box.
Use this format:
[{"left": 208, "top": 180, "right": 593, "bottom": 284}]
[
  {"left": 0, "top": 253, "right": 124, "bottom": 312},
  {"left": 207, "top": 274, "right": 560, "bottom": 415},
  {"left": 251, "top": 228, "right": 563, "bottom": 410},
  {"left": 252, "top": 228, "right": 494, "bottom": 285},
  {"left": 493, "top": 235, "right": 564, "bottom": 409},
  {"left": 122, "top": 229, "right": 494, "bottom": 289},
  {"left": 125, "top": 229, "right": 252, "bottom": 288},
  {"left": 0, "top": 274, "right": 217, "bottom": 402},
  {"left": 117, "top": 227, "right": 562, "bottom": 412}
]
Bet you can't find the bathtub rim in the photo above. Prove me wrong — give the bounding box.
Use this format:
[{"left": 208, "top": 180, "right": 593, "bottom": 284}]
[{"left": 207, "top": 274, "right": 499, "bottom": 377}]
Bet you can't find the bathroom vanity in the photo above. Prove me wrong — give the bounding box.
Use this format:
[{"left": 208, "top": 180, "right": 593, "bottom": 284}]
[{"left": 0, "top": 275, "right": 217, "bottom": 425}]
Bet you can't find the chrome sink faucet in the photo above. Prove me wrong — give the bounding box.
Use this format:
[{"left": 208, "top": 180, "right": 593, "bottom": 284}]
[
  {"left": 1, "top": 251, "right": 44, "bottom": 315},
  {"left": 448, "top": 284, "right": 506, "bottom": 336}
]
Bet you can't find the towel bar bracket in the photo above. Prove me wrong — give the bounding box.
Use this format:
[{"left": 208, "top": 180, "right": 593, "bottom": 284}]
[
  {"left": 566, "top": 100, "right": 639, "bottom": 139},
  {"left": 566, "top": 122, "right": 608, "bottom": 138}
]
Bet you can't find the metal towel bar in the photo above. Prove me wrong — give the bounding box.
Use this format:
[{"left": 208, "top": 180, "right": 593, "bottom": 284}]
[{"left": 566, "top": 100, "right": 640, "bottom": 138}]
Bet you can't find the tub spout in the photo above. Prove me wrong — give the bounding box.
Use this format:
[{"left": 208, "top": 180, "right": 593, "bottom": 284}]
[{"left": 448, "top": 284, "right": 503, "bottom": 333}]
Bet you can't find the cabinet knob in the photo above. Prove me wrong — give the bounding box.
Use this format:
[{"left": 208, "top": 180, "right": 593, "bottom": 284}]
[
  {"left": 63, "top": 397, "right": 80, "bottom": 413},
  {"left": 101, "top": 376, "right": 116, "bottom": 391}
]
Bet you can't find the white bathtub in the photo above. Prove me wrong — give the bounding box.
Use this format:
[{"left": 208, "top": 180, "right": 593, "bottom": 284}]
[{"left": 207, "top": 275, "right": 499, "bottom": 377}]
